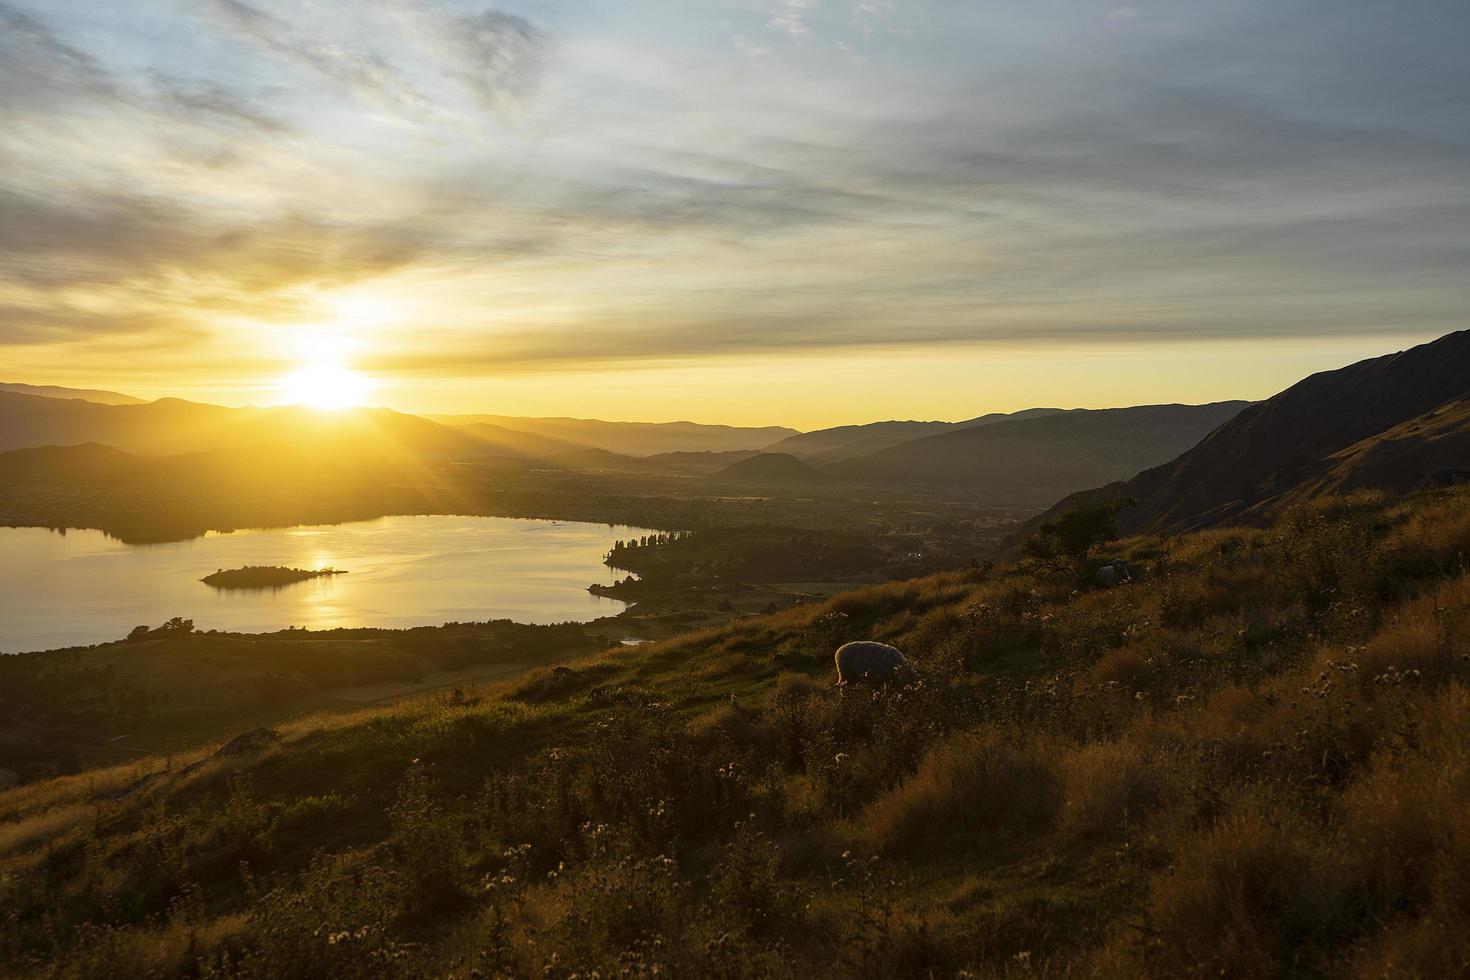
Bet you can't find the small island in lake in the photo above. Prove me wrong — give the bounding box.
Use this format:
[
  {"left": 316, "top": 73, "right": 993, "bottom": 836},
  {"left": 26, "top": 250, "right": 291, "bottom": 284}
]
[{"left": 201, "top": 566, "right": 347, "bottom": 590}]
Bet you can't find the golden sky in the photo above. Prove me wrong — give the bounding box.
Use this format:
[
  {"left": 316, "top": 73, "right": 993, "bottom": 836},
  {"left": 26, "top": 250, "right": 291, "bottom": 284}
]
[{"left": 1, "top": 1, "right": 1466, "bottom": 427}]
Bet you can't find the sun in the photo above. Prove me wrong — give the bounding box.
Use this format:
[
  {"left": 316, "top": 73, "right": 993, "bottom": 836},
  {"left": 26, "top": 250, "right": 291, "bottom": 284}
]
[{"left": 278, "top": 360, "right": 375, "bottom": 410}]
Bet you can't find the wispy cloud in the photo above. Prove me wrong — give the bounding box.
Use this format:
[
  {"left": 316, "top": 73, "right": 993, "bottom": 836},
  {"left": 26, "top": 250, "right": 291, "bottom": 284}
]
[
  {"left": 769, "top": 0, "right": 818, "bottom": 37},
  {"left": 198, "top": 0, "right": 427, "bottom": 110}
]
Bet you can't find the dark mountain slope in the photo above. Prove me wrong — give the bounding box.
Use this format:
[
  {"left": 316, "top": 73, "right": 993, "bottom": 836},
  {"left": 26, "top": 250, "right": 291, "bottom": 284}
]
[
  {"left": 830, "top": 402, "right": 1249, "bottom": 507},
  {"left": 1034, "top": 330, "right": 1470, "bottom": 534}
]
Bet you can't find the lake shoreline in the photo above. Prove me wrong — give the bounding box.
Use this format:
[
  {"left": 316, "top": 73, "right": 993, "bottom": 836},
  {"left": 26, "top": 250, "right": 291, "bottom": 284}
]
[{"left": 0, "top": 515, "right": 662, "bottom": 654}]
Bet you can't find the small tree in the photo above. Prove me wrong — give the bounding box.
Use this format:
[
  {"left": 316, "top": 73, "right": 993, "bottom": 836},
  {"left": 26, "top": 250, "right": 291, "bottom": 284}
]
[{"left": 1022, "top": 497, "right": 1136, "bottom": 579}]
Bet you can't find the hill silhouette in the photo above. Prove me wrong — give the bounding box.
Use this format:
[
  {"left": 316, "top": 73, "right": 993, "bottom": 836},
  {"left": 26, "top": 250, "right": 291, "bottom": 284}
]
[
  {"left": 713, "top": 452, "right": 829, "bottom": 486},
  {"left": 430, "top": 413, "right": 796, "bottom": 456},
  {"left": 0, "top": 442, "right": 138, "bottom": 483},
  {"left": 0, "top": 381, "right": 145, "bottom": 405},
  {"left": 0, "top": 392, "right": 568, "bottom": 461},
  {"left": 1036, "top": 330, "right": 1470, "bottom": 534},
  {"left": 763, "top": 408, "right": 1066, "bottom": 464},
  {"left": 829, "top": 402, "right": 1249, "bottom": 506},
  {"left": 547, "top": 448, "right": 761, "bottom": 475}
]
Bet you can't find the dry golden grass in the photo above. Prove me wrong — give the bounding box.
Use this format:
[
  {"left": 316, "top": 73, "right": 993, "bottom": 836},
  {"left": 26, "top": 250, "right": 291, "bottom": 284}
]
[
  {"left": 1148, "top": 802, "right": 1348, "bottom": 979},
  {"left": 852, "top": 731, "right": 1058, "bottom": 855},
  {"left": 1056, "top": 739, "right": 1163, "bottom": 839},
  {"left": 0, "top": 801, "right": 93, "bottom": 860}
]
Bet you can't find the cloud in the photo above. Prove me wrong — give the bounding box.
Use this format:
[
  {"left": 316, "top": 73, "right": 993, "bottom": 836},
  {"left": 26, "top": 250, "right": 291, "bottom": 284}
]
[
  {"left": 733, "top": 34, "right": 773, "bottom": 57},
  {"left": 0, "top": 2, "right": 120, "bottom": 107},
  {"left": 769, "top": 0, "right": 817, "bottom": 37},
  {"left": 1106, "top": 7, "right": 1140, "bottom": 21},
  {"left": 441, "top": 9, "right": 547, "bottom": 110},
  {"left": 148, "top": 72, "right": 292, "bottom": 133},
  {"left": 198, "top": 0, "right": 426, "bottom": 110}
]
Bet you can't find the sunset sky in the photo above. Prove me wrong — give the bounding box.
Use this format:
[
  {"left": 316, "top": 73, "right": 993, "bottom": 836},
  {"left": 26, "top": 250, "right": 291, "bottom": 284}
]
[{"left": 1, "top": 0, "right": 1467, "bottom": 427}]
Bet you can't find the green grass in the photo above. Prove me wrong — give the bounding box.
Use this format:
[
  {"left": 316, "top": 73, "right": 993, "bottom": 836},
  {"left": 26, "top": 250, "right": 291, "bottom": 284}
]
[{"left": 3, "top": 486, "right": 1470, "bottom": 977}]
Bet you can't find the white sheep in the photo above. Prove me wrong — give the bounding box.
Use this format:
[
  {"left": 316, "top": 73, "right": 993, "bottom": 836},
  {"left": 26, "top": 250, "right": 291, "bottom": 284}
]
[
  {"left": 1095, "top": 559, "right": 1133, "bottom": 588},
  {"left": 834, "top": 640, "right": 917, "bottom": 685}
]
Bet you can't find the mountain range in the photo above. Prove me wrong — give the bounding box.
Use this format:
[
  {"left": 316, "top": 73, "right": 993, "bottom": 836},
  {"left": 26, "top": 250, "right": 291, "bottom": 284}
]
[
  {"left": 8, "top": 330, "right": 1467, "bottom": 527},
  {"left": 427, "top": 413, "right": 797, "bottom": 457},
  {"left": 762, "top": 408, "right": 1067, "bottom": 464},
  {"left": 828, "top": 402, "right": 1251, "bottom": 505},
  {"left": 0, "top": 388, "right": 1255, "bottom": 509},
  {"left": 1033, "top": 329, "right": 1470, "bottom": 534}
]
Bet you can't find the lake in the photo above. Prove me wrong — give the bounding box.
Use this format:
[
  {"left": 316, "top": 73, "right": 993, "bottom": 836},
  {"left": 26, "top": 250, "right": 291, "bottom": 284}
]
[{"left": 0, "top": 515, "right": 657, "bottom": 654}]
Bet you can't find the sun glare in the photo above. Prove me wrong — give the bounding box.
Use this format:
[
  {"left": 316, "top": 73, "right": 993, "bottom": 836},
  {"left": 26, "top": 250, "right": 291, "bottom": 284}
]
[
  {"left": 279, "top": 360, "right": 375, "bottom": 410},
  {"left": 275, "top": 330, "right": 377, "bottom": 410}
]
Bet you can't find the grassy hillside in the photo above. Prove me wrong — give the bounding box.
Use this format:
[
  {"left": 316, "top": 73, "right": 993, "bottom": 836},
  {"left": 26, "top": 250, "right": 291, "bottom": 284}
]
[{"left": 4, "top": 486, "right": 1470, "bottom": 977}]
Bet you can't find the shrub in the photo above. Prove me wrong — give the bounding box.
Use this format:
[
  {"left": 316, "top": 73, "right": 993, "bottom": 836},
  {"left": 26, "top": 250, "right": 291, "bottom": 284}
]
[
  {"left": 853, "top": 731, "right": 1058, "bottom": 855},
  {"left": 1148, "top": 805, "right": 1347, "bottom": 977},
  {"left": 1057, "top": 739, "right": 1163, "bottom": 839}
]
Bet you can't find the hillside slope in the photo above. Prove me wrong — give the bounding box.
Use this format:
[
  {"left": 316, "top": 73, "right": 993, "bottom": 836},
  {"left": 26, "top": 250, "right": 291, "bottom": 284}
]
[
  {"left": 830, "top": 402, "right": 1248, "bottom": 506},
  {"left": 5, "top": 486, "right": 1469, "bottom": 977},
  {"left": 1039, "top": 330, "right": 1470, "bottom": 534}
]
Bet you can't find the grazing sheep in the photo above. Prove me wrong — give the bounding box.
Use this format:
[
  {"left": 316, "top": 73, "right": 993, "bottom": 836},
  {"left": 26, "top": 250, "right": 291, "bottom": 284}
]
[
  {"left": 1095, "top": 559, "right": 1133, "bottom": 588},
  {"left": 835, "top": 640, "right": 917, "bottom": 685}
]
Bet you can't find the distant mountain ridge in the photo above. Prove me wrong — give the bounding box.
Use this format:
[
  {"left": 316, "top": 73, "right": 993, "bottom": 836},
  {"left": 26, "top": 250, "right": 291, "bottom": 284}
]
[
  {"left": 0, "top": 391, "right": 550, "bottom": 461},
  {"left": 828, "top": 402, "right": 1251, "bottom": 507},
  {"left": 764, "top": 408, "right": 1066, "bottom": 464},
  {"left": 429, "top": 413, "right": 797, "bottom": 457},
  {"left": 0, "top": 382, "right": 145, "bottom": 405},
  {"left": 1033, "top": 330, "right": 1470, "bottom": 535}
]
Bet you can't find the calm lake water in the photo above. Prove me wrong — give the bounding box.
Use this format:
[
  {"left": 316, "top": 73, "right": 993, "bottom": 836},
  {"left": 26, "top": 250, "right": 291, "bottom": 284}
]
[{"left": 0, "top": 516, "right": 657, "bottom": 654}]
